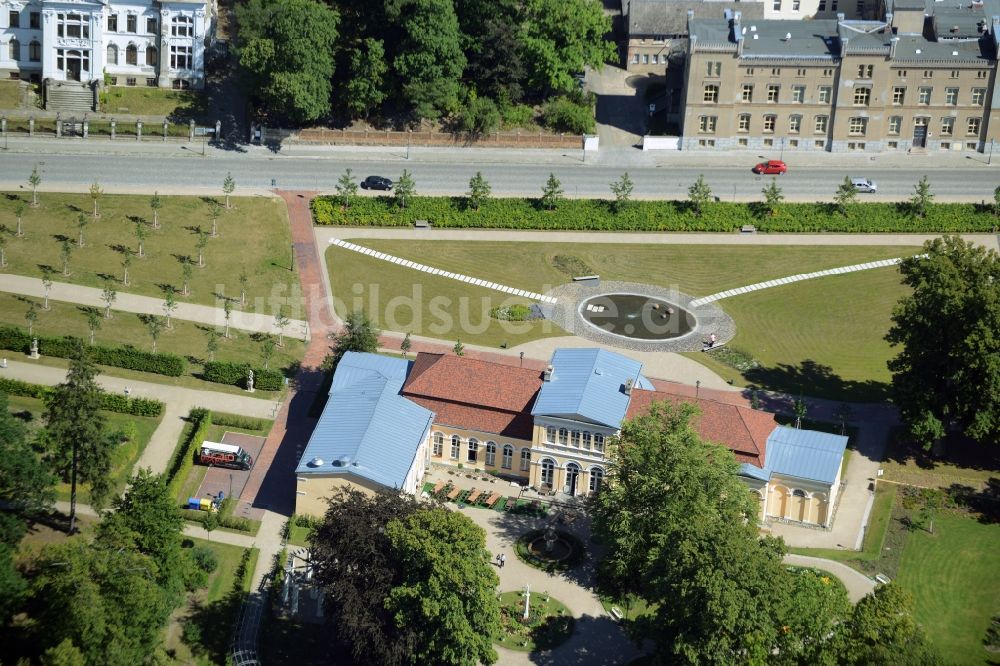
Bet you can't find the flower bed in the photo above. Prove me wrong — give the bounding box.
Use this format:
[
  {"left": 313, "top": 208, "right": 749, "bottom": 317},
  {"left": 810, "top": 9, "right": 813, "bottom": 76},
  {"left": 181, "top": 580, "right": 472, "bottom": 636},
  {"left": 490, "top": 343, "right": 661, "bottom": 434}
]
[{"left": 495, "top": 590, "right": 575, "bottom": 652}]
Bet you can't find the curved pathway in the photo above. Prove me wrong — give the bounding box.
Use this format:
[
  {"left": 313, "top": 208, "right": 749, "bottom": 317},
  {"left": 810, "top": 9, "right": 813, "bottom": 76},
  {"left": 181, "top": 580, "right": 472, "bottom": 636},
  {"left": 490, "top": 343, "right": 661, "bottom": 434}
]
[{"left": 784, "top": 554, "right": 875, "bottom": 602}]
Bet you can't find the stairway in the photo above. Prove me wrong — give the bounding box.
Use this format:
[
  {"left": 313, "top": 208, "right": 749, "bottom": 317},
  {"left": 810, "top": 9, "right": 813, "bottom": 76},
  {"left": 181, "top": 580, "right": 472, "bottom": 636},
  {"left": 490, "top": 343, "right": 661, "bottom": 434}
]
[{"left": 44, "top": 80, "right": 95, "bottom": 113}]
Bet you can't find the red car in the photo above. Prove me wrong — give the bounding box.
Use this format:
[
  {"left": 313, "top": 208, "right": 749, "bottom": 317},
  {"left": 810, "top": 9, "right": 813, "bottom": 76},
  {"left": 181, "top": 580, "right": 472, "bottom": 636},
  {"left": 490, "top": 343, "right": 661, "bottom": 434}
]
[{"left": 753, "top": 160, "right": 788, "bottom": 175}]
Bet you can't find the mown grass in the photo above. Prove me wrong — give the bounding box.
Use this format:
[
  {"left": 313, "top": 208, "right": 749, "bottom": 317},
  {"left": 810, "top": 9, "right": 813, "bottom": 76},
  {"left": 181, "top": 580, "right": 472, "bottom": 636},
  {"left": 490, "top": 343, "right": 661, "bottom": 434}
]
[
  {"left": 5, "top": 394, "right": 161, "bottom": 506},
  {"left": 896, "top": 513, "right": 1000, "bottom": 664},
  {"left": 328, "top": 240, "right": 917, "bottom": 397},
  {"left": 787, "top": 483, "right": 896, "bottom": 566},
  {"left": 100, "top": 87, "right": 205, "bottom": 119},
  {"left": 0, "top": 192, "right": 298, "bottom": 309},
  {"left": 0, "top": 81, "right": 20, "bottom": 109}
]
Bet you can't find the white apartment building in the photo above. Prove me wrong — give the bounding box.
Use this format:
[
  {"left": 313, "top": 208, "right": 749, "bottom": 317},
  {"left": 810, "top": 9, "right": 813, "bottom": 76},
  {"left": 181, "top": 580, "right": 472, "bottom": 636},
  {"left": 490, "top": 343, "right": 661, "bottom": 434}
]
[{"left": 0, "top": 0, "right": 213, "bottom": 89}]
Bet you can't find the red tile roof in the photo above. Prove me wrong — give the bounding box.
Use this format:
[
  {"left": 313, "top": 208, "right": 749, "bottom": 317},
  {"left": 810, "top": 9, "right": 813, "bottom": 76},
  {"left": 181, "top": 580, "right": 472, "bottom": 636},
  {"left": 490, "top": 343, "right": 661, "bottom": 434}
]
[
  {"left": 402, "top": 353, "right": 542, "bottom": 440},
  {"left": 624, "top": 389, "right": 775, "bottom": 467}
]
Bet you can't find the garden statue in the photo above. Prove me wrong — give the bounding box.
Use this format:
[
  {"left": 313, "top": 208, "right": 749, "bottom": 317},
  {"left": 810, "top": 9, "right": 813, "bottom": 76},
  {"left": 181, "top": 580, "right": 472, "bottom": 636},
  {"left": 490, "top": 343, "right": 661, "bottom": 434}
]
[
  {"left": 247, "top": 368, "right": 255, "bottom": 392},
  {"left": 523, "top": 584, "right": 531, "bottom": 621},
  {"left": 30, "top": 338, "right": 39, "bottom": 359},
  {"left": 543, "top": 522, "right": 558, "bottom": 553}
]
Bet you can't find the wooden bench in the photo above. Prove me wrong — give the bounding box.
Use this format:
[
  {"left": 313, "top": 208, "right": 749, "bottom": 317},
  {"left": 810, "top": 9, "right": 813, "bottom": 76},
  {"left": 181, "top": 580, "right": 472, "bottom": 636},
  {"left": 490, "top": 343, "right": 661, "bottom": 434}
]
[
  {"left": 447, "top": 486, "right": 462, "bottom": 500},
  {"left": 432, "top": 481, "right": 446, "bottom": 494},
  {"left": 484, "top": 493, "right": 501, "bottom": 508},
  {"left": 467, "top": 489, "right": 482, "bottom": 504},
  {"left": 505, "top": 496, "right": 518, "bottom": 511}
]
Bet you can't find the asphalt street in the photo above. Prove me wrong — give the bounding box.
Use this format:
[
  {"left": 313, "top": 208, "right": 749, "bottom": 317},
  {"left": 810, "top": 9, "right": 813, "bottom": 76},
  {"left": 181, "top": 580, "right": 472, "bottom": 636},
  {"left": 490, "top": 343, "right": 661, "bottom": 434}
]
[{"left": 1, "top": 139, "right": 998, "bottom": 201}]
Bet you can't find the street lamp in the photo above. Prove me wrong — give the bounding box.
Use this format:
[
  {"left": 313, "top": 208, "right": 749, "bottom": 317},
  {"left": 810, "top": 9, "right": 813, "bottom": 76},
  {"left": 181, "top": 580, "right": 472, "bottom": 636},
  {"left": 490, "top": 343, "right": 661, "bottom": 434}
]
[
  {"left": 519, "top": 351, "right": 524, "bottom": 367},
  {"left": 779, "top": 136, "right": 785, "bottom": 162},
  {"left": 406, "top": 129, "right": 412, "bottom": 160}
]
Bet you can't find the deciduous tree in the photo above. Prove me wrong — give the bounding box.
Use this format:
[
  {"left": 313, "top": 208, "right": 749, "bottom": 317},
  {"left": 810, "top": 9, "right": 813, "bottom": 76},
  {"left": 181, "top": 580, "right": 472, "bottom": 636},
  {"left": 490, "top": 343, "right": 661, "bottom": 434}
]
[
  {"left": 85, "top": 307, "right": 101, "bottom": 344},
  {"left": 101, "top": 278, "right": 117, "bottom": 319},
  {"left": 0, "top": 229, "right": 6, "bottom": 268},
  {"left": 910, "top": 175, "right": 934, "bottom": 219},
  {"left": 222, "top": 173, "right": 235, "bottom": 209},
  {"left": 836, "top": 583, "right": 940, "bottom": 665},
  {"left": 401, "top": 331, "right": 412, "bottom": 357},
  {"left": 205, "top": 328, "right": 219, "bottom": 361},
  {"left": 44, "top": 343, "right": 111, "bottom": 531},
  {"left": 235, "top": 0, "right": 340, "bottom": 124},
  {"left": 385, "top": 509, "right": 500, "bottom": 665},
  {"left": 223, "top": 298, "right": 233, "bottom": 339},
  {"left": 609, "top": 172, "right": 634, "bottom": 213},
  {"left": 162, "top": 287, "right": 178, "bottom": 329},
  {"left": 467, "top": 171, "right": 491, "bottom": 211},
  {"left": 41, "top": 266, "right": 53, "bottom": 310},
  {"left": 345, "top": 39, "right": 388, "bottom": 119},
  {"left": 885, "top": 235, "right": 1000, "bottom": 448},
  {"left": 238, "top": 269, "right": 249, "bottom": 307},
  {"left": 453, "top": 339, "right": 465, "bottom": 356},
  {"left": 76, "top": 213, "right": 88, "bottom": 248},
  {"left": 261, "top": 335, "right": 276, "bottom": 369},
  {"left": 150, "top": 191, "right": 162, "bottom": 229},
  {"left": 28, "top": 165, "right": 41, "bottom": 206},
  {"left": 89, "top": 181, "right": 103, "bottom": 218},
  {"left": 195, "top": 229, "right": 209, "bottom": 268},
  {"left": 336, "top": 168, "right": 358, "bottom": 210},
  {"left": 688, "top": 174, "right": 712, "bottom": 217},
  {"left": 326, "top": 310, "right": 380, "bottom": 373},
  {"left": 520, "top": 0, "right": 615, "bottom": 94},
  {"left": 391, "top": 0, "right": 466, "bottom": 120},
  {"left": 0, "top": 392, "right": 56, "bottom": 535},
  {"left": 14, "top": 199, "right": 25, "bottom": 236},
  {"left": 60, "top": 237, "right": 73, "bottom": 276},
  {"left": 181, "top": 258, "right": 193, "bottom": 296},
  {"left": 833, "top": 175, "right": 857, "bottom": 216},
  {"left": 145, "top": 314, "right": 165, "bottom": 353},
  {"left": 25, "top": 301, "right": 37, "bottom": 336},
  {"left": 274, "top": 306, "right": 290, "bottom": 347},
  {"left": 395, "top": 169, "right": 416, "bottom": 210},
  {"left": 133, "top": 219, "right": 147, "bottom": 257},
  {"left": 121, "top": 248, "right": 133, "bottom": 286}
]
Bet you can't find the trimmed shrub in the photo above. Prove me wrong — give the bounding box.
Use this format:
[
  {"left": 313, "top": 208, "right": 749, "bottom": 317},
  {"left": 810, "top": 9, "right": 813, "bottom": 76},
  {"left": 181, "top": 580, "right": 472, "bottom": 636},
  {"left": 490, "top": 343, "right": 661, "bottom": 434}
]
[
  {"left": 166, "top": 407, "right": 211, "bottom": 498},
  {"left": 210, "top": 412, "right": 270, "bottom": 432},
  {"left": 182, "top": 509, "right": 257, "bottom": 534},
  {"left": 541, "top": 96, "right": 596, "bottom": 134},
  {"left": 457, "top": 95, "right": 501, "bottom": 135},
  {"left": 191, "top": 545, "right": 219, "bottom": 573},
  {"left": 202, "top": 361, "right": 283, "bottom": 391},
  {"left": 489, "top": 304, "right": 533, "bottom": 321},
  {"left": 0, "top": 377, "right": 164, "bottom": 417},
  {"left": 501, "top": 104, "right": 535, "bottom": 129},
  {"left": 0, "top": 326, "right": 184, "bottom": 376},
  {"left": 312, "top": 196, "right": 998, "bottom": 233}
]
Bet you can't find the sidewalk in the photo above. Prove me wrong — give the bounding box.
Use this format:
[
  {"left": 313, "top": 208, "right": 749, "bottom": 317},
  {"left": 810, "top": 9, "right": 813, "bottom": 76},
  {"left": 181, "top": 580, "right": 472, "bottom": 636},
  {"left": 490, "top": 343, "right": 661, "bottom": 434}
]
[{"left": 0, "top": 274, "right": 309, "bottom": 340}]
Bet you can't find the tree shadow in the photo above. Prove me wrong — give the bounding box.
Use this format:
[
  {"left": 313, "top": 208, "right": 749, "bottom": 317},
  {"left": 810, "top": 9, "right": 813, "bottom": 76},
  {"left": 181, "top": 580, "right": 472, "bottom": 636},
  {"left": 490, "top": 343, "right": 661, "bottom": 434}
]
[
  {"left": 95, "top": 272, "right": 116, "bottom": 282},
  {"left": 125, "top": 215, "right": 147, "bottom": 226},
  {"left": 108, "top": 243, "right": 131, "bottom": 255},
  {"left": 64, "top": 203, "right": 83, "bottom": 214},
  {"left": 743, "top": 359, "right": 890, "bottom": 404},
  {"left": 945, "top": 479, "right": 1000, "bottom": 524},
  {"left": 51, "top": 233, "right": 71, "bottom": 243},
  {"left": 3, "top": 193, "right": 21, "bottom": 201},
  {"left": 182, "top": 225, "right": 204, "bottom": 234},
  {"left": 527, "top": 613, "right": 645, "bottom": 665},
  {"left": 883, "top": 428, "right": 1000, "bottom": 473},
  {"left": 199, "top": 196, "right": 221, "bottom": 206}
]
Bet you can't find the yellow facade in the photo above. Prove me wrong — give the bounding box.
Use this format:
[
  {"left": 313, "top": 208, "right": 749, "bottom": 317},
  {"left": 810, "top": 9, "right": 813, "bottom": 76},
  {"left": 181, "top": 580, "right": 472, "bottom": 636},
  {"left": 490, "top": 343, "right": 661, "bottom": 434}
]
[
  {"left": 428, "top": 424, "right": 533, "bottom": 480},
  {"left": 527, "top": 424, "right": 609, "bottom": 497},
  {"left": 294, "top": 474, "right": 385, "bottom": 518}
]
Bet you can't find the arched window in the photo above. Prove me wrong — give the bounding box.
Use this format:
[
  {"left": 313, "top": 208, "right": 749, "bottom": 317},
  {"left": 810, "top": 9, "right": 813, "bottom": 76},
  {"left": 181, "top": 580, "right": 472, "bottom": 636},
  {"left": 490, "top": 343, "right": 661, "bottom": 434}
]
[
  {"left": 9, "top": 39, "right": 20, "bottom": 61},
  {"left": 558, "top": 428, "right": 568, "bottom": 445},
  {"left": 467, "top": 438, "right": 479, "bottom": 463},
  {"left": 519, "top": 448, "right": 531, "bottom": 472},
  {"left": 145, "top": 45, "right": 157, "bottom": 67},
  {"left": 565, "top": 462, "right": 581, "bottom": 495},
  {"left": 589, "top": 467, "right": 605, "bottom": 493},
  {"left": 450, "top": 435, "right": 460, "bottom": 460},
  {"left": 485, "top": 441, "right": 496, "bottom": 466},
  {"left": 792, "top": 489, "right": 807, "bottom": 498},
  {"left": 125, "top": 44, "right": 137, "bottom": 66},
  {"left": 29, "top": 40, "right": 41, "bottom": 63},
  {"left": 106, "top": 44, "right": 118, "bottom": 66},
  {"left": 501, "top": 444, "right": 513, "bottom": 469},
  {"left": 432, "top": 432, "right": 443, "bottom": 457},
  {"left": 540, "top": 459, "right": 555, "bottom": 487}
]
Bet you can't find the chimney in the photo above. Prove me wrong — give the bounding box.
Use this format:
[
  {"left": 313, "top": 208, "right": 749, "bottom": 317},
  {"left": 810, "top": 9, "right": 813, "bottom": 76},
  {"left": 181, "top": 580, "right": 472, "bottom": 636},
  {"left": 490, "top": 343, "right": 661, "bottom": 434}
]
[
  {"left": 624, "top": 378, "right": 634, "bottom": 395},
  {"left": 889, "top": 35, "right": 899, "bottom": 58},
  {"left": 543, "top": 365, "right": 553, "bottom": 382}
]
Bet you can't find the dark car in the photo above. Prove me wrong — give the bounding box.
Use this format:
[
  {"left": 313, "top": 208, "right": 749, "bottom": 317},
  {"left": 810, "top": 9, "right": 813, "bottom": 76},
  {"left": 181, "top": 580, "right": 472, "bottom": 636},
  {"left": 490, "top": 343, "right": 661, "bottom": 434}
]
[
  {"left": 361, "top": 175, "right": 393, "bottom": 191},
  {"left": 753, "top": 160, "right": 788, "bottom": 175}
]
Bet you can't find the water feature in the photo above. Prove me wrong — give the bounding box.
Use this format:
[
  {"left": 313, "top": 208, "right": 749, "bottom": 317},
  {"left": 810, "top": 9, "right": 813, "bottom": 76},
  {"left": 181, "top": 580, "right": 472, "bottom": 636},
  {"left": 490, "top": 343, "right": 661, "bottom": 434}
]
[{"left": 580, "top": 293, "right": 696, "bottom": 340}]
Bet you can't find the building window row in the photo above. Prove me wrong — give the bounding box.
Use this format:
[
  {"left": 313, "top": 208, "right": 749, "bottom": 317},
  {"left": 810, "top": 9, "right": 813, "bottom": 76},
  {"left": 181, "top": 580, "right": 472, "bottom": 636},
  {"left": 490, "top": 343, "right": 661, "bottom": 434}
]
[
  {"left": 432, "top": 432, "right": 530, "bottom": 471},
  {"left": 56, "top": 13, "right": 89, "bottom": 39},
  {"left": 8, "top": 10, "right": 41, "bottom": 29},
  {"left": 544, "top": 426, "right": 605, "bottom": 453},
  {"left": 738, "top": 113, "right": 828, "bottom": 134},
  {"left": 631, "top": 53, "right": 667, "bottom": 65}
]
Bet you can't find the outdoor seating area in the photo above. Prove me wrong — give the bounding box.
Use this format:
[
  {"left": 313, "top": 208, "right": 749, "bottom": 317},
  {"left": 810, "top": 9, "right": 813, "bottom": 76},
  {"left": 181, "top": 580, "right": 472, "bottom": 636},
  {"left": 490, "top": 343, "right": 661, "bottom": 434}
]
[{"left": 422, "top": 481, "right": 548, "bottom": 516}]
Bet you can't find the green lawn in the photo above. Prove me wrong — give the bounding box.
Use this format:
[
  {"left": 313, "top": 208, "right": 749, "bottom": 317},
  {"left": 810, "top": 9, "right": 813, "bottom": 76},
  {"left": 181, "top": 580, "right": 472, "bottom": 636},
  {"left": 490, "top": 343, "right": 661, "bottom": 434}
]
[
  {"left": 0, "top": 81, "right": 20, "bottom": 109},
  {"left": 0, "top": 192, "right": 299, "bottom": 309},
  {"left": 896, "top": 513, "right": 1000, "bottom": 664},
  {"left": 496, "top": 590, "right": 575, "bottom": 651},
  {"left": 328, "top": 240, "right": 917, "bottom": 397},
  {"left": 287, "top": 523, "right": 312, "bottom": 547},
  {"left": 5, "top": 394, "right": 162, "bottom": 506},
  {"left": 0, "top": 294, "right": 305, "bottom": 387},
  {"left": 100, "top": 87, "right": 206, "bottom": 119},
  {"left": 882, "top": 430, "right": 1000, "bottom": 492}
]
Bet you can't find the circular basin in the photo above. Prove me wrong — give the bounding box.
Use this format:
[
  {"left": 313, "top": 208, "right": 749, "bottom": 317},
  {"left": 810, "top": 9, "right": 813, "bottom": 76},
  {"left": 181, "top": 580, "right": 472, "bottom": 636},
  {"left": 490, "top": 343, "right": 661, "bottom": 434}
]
[{"left": 580, "top": 293, "right": 696, "bottom": 340}]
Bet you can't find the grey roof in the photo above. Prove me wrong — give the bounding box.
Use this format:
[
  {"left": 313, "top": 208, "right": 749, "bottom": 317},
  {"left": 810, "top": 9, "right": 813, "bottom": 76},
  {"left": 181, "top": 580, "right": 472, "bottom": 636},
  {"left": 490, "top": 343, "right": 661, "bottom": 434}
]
[
  {"left": 764, "top": 426, "right": 848, "bottom": 485},
  {"left": 295, "top": 352, "right": 434, "bottom": 490},
  {"left": 531, "top": 348, "right": 645, "bottom": 428},
  {"left": 893, "top": 33, "right": 993, "bottom": 61},
  {"left": 932, "top": 6, "right": 989, "bottom": 40},
  {"left": 740, "top": 19, "right": 842, "bottom": 57},
  {"left": 628, "top": 0, "right": 762, "bottom": 37}
]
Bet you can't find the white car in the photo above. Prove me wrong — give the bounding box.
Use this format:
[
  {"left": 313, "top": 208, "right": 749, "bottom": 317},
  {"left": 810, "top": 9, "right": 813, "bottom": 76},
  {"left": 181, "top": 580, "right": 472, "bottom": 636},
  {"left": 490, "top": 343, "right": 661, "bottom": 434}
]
[{"left": 851, "top": 177, "right": 878, "bottom": 193}]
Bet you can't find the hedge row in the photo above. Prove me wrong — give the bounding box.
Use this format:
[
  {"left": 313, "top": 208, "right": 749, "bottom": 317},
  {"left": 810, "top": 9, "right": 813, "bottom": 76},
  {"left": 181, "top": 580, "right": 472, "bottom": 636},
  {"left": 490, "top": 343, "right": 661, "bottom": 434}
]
[
  {"left": 182, "top": 509, "right": 257, "bottom": 534},
  {"left": 0, "top": 376, "right": 164, "bottom": 417},
  {"left": 312, "top": 195, "right": 999, "bottom": 233},
  {"left": 209, "top": 411, "right": 271, "bottom": 432},
  {"left": 166, "top": 407, "right": 211, "bottom": 499},
  {"left": 202, "top": 361, "right": 283, "bottom": 391},
  {"left": 0, "top": 326, "right": 185, "bottom": 377}
]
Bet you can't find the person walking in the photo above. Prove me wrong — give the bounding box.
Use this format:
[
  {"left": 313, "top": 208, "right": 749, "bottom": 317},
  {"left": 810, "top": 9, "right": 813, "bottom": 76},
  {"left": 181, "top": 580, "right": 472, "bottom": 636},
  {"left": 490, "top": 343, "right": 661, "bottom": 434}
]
[
  {"left": 500, "top": 553, "right": 506, "bottom": 568},
  {"left": 495, "top": 553, "right": 501, "bottom": 567}
]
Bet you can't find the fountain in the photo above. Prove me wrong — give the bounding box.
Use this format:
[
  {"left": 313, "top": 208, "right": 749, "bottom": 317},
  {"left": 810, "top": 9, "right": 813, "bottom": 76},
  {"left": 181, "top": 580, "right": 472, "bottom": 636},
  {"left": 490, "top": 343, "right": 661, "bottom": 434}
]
[{"left": 580, "top": 293, "right": 696, "bottom": 340}]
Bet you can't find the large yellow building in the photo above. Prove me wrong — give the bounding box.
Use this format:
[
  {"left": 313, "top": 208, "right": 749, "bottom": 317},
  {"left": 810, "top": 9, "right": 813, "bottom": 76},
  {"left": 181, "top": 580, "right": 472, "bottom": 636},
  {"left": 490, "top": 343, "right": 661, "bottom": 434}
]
[{"left": 295, "top": 348, "right": 847, "bottom": 528}]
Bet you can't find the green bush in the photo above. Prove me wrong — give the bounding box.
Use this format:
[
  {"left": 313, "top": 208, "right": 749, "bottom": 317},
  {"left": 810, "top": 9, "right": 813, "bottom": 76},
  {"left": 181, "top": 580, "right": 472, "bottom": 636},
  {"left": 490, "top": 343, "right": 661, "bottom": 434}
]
[
  {"left": 489, "top": 304, "right": 533, "bottom": 321},
  {"left": 541, "top": 96, "right": 595, "bottom": 134},
  {"left": 501, "top": 104, "right": 535, "bottom": 128},
  {"left": 181, "top": 620, "right": 203, "bottom": 647},
  {"left": 312, "top": 196, "right": 998, "bottom": 233},
  {"left": 210, "top": 412, "right": 270, "bottom": 431},
  {"left": 457, "top": 95, "right": 501, "bottom": 135},
  {"left": 182, "top": 509, "right": 256, "bottom": 533},
  {"left": 166, "top": 408, "right": 211, "bottom": 499},
  {"left": 191, "top": 545, "right": 219, "bottom": 573},
  {"left": 0, "top": 326, "right": 184, "bottom": 376},
  {"left": 0, "top": 376, "right": 164, "bottom": 416},
  {"left": 202, "top": 361, "right": 283, "bottom": 391}
]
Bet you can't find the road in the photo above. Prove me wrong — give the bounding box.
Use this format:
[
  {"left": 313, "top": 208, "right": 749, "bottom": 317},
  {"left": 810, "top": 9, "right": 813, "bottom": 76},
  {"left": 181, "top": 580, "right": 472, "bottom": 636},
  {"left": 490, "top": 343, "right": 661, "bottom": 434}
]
[{"left": 0, "top": 141, "right": 997, "bottom": 201}]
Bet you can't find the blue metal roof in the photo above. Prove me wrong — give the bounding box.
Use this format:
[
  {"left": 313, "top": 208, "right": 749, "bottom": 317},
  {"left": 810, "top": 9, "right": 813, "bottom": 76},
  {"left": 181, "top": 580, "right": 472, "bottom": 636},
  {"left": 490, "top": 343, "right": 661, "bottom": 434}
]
[
  {"left": 738, "top": 463, "right": 772, "bottom": 482},
  {"left": 764, "top": 426, "right": 848, "bottom": 485},
  {"left": 296, "top": 353, "right": 434, "bottom": 490},
  {"left": 531, "top": 348, "right": 644, "bottom": 428}
]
